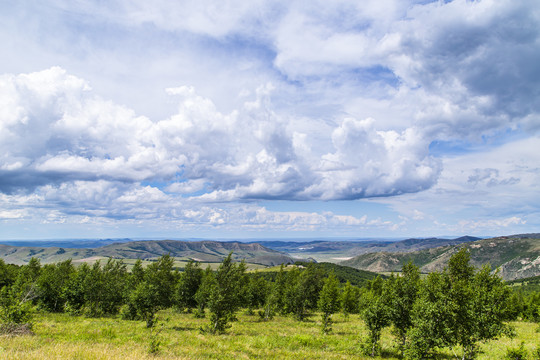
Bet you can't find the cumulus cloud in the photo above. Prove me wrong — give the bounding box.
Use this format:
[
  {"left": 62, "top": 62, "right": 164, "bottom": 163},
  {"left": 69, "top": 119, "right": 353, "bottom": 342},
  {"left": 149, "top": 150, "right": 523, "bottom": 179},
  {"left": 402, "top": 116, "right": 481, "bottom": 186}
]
[
  {"left": 375, "top": 135, "right": 540, "bottom": 235},
  {"left": 0, "top": 68, "right": 438, "bottom": 203}
]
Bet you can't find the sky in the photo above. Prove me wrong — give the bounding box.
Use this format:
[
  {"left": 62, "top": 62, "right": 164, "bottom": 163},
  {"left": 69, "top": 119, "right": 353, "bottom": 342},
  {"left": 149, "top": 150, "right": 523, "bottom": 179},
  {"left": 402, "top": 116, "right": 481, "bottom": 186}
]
[{"left": 0, "top": 0, "right": 539, "bottom": 240}]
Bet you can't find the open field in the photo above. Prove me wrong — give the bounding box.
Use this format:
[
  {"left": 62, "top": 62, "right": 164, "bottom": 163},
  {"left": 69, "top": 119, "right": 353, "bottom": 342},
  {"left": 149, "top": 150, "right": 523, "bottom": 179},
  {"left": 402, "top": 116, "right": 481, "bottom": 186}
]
[{"left": 0, "top": 311, "right": 538, "bottom": 359}]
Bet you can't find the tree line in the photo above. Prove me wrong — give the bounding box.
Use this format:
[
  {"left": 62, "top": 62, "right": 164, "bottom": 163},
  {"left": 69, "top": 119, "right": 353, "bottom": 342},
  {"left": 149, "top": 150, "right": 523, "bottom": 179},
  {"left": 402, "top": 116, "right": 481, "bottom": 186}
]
[{"left": 1, "top": 249, "right": 539, "bottom": 359}]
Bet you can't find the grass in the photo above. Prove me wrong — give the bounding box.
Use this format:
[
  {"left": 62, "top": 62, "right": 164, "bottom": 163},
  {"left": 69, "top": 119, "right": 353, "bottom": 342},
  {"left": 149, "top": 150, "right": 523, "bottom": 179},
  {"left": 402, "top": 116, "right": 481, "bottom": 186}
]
[{"left": 0, "top": 311, "right": 538, "bottom": 359}]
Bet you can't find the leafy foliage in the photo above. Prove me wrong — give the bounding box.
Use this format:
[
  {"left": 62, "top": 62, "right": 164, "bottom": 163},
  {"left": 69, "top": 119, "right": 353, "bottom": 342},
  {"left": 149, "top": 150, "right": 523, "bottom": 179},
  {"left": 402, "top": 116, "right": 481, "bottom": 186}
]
[
  {"left": 504, "top": 342, "right": 529, "bottom": 360},
  {"left": 341, "top": 280, "right": 359, "bottom": 317},
  {"left": 205, "top": 253, "right": 247, "bottom": 333},
  {"left": 406, "top": 248, "right": 515, "bottom": 360},
  {"left": 318, "top": 272, "right": 341, "bottom": 334},
  {"left": 386, "top": 262, "right": 420, "bottom": 352},
  {"left": 176, "top": 260, "right": 203, "bottom": 311}
]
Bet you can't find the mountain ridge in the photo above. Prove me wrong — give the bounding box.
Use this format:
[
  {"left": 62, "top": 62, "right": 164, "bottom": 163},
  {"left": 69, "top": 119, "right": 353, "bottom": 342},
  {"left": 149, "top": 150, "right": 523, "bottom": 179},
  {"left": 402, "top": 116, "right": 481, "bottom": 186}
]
[
  {"left": 0, "top": 240, "right": 296, "bottom": 267},
  {"left": 340, "top": 235, "right": 540, "bottom": 280}
]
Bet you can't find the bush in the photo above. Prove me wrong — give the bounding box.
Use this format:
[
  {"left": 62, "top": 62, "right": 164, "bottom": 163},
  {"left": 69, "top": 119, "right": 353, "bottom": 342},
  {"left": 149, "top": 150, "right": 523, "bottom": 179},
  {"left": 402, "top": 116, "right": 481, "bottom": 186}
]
[
  {"left": 0, "top": 288, "right": 34, "bottom": 327},
  {"left": 505, "top": 342, "right": 529, "bottom": 360},
  {"left": 533, "top": 345, "right": 540, "bottom": 360},
  {"left": 119, "top": 303, "right": 140, "bottom": 321}
]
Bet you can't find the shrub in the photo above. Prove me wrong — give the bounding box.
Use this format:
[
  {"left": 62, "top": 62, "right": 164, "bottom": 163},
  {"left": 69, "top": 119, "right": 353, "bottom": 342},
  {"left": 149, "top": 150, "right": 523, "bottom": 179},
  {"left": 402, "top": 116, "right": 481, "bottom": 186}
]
[
  {"left": 533, "top": 345, "right": 540, "bottom": 360},
  {"left": 0, "top": 287, "right": 33, "bottom": 328},
  {"left": 505, "top": 342, "right": 529, "bottom": 360}
]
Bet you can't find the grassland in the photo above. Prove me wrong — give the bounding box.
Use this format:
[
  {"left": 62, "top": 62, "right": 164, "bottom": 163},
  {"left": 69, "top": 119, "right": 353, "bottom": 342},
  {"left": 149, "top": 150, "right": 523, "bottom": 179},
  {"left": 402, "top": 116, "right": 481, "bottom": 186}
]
[{"left": 1, "top": 310, "right": 537, "bottom": 359}]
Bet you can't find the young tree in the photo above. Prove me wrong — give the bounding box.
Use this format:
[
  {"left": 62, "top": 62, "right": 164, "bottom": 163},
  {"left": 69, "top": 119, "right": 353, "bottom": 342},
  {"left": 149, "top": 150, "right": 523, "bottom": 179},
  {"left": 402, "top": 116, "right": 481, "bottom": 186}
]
[
  {"left": 36, "top": 260, "right": 75, "bottom": 312},
  {"left": 10, "top": 257, "right": 41, "bottom": 305},
  {"left": 194, "top": 266, "right": 215, "bottom": 318},
  {"left": 0, "top": 258, "right": 41, "bottom": 331},
  {"left": 360, "top": 284, "right": 391, "bottom": 357},
  {"left": 406, "top": 248, "right": 514, "bottom": 360},
  {"left": 63, "top": 263, "right": 91, "bottom": 314},
  {"left": 0, "top": 287, "right": 34, "bottom": 331},
  {"left": 284, "top": 264, "right": 324, "bottom": 321},
  {"left": 176, "top": 260, "right": 203, "bottom": 311},
  {"left": 206, "top": 253, "right": 246, "bottom": 333},
  {"left": 99, "top": 259, "right": 129, "bottom": 315},
  {"left": 130, "top": 259, "right": 145, "bottom": 287},
  {"left": 405, "top": 271, "right": 452, "bottom": 359},
  {"left": 318, "top": 272, "right": 341, "bottom": 334},
  {"left": 386, "top": 262, "right": 420, "bottom": 351},
  {"left": 0, "top": 259, "right": 18, "bottom": 289},
  {"left": 341, "top": 280, "right": 359, "bottom": 318},
  {"left": 125, "top": 255, "right": 176, "bottom": 327},
  {"left": 246, "top": 275, "right": 269, "bottom": 311},
  {"left": 270, "top": 264, "right": 287, "bottom": 315}
]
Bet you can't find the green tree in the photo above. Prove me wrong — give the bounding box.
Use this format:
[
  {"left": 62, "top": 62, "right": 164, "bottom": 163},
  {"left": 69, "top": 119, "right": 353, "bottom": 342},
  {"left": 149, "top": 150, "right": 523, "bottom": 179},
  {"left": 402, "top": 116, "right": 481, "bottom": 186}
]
[
  {"left": 271, "top": 264, "right": 287, "bottom": 315},
  {"left": 0, "top": 259, "right": 41, "bottom": 330},
  {"left": 99, "top": 259, "right": 128, "bottom": 315},
  {"left": 130, "top": 259, "right": 145, "bottom": 287},
  {"left": 405, "top": 271, "right": 451, "bottom": 359},
  {"left": 246, "top": 275, "right": 269, "bottom": 311},
  {"left": 63, "top": 263, "right": 90, "bottom": 314},
  {"left": 36, "top": 260, "right": 75, "bottom": 312},
  {"left": 194, "top": 266, "right": 215, "bottom": 318},
  {"left": 318, "top": 272, "right": 341, "bottom": 334},
  {"left": 78, "top": 259, "right": 129, "bottom": 317},
  {"left": 387, "top": 262, "right": 420, "bottom": 351},
  {"left": 341, "top": 280, "right": 359, "bottom": 318},
  {"left": 206, "top": 253, "right": 246, "bottom": 333},
  {"left": 360, "top": 284, "right": 391, "bottom": 357},
  {"left": 125, "top": 255, "right": 176, "bottom": 327},
  {"left": 176, "top": 260, "right": 203, "bottom": 311},
  {"left": 10, "top": 258, "right": 41, "bottom": 305},
  {"left": 0, "top": 259, "right": 18, "bottom": 289},
  {"left": 406, "top": 248, "right": 514, "bottom": 360},
  {"left": 0, "top": 287, "right": 33, "bottom": 329},
  {"left": 284, "top": 264, "right": 324, "bottom": 321}
]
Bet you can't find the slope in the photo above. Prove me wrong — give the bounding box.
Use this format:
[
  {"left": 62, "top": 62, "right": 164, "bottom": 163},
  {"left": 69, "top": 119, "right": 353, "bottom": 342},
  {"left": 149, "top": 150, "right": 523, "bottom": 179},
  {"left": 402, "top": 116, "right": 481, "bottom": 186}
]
[
  {"left": 340, "top": 235, "right": 540, "bottom": 280},
  {"left": 0, "top": 240, "right": 295, "bottom": 267},
  {"left": 257, "top": 236, "right": 481, "bottom": 262}
]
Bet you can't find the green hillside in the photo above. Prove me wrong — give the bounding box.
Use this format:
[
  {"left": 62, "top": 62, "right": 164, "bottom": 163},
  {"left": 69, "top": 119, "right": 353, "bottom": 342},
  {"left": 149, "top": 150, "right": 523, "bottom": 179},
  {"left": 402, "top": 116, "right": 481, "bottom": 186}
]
[
  {"left": 0, "top": 240, "right": 295, "bottom": 267},
  {"left": 340, "top": 235, "right": 540, "bottom": 280}
]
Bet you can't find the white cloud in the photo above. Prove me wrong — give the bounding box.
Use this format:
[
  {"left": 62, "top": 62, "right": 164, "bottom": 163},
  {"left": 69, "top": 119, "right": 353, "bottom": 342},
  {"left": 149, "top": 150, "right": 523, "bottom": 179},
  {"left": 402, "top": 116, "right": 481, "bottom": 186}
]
[
  {"left": 456, "top": 216, "right": 526, "bottom": 233},
  {"left": 375, "top": 135, "right": 540, "bottom": 235},
  {"left": 0, "top": 68, "right": 439, "bottom": 203}
]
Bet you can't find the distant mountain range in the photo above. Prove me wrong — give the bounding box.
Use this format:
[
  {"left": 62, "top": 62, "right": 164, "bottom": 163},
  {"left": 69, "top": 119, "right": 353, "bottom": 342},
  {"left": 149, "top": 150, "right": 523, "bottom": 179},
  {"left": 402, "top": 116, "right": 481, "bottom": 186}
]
[
  {"left": 340, "top": 234, "right": 540, "bottom": 280},
  {"left": 256, "top": 236, "right": 482, "bottom": 262},
  {"left": 0, "top": 240, "right": 295, "bottom": 267}
]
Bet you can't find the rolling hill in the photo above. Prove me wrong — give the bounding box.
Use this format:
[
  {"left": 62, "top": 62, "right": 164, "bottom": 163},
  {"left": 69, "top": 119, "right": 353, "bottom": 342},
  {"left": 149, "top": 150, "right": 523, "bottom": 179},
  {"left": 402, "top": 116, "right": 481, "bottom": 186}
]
[
  {"left": 340, "top": 234, "right": 540, "bottom": 280},
  {"left": 256, "top": 236, "right": 481, "bottom": 262},
  {"left": 0, "top": 240, "right": 296, "bottom": 267}
]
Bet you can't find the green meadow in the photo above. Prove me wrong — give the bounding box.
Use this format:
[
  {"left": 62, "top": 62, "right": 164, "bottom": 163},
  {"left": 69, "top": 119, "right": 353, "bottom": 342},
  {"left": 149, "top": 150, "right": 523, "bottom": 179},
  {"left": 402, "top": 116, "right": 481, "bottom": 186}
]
[{"left": 1, "top": 310, "right": 538, "bottom": 360}]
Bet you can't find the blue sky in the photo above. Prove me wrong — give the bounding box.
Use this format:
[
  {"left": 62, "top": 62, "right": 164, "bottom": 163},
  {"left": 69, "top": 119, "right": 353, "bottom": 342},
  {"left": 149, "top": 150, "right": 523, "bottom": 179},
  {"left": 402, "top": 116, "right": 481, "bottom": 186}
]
[{"left": 1, "top": 0, "right": 539, "bottom": 240}]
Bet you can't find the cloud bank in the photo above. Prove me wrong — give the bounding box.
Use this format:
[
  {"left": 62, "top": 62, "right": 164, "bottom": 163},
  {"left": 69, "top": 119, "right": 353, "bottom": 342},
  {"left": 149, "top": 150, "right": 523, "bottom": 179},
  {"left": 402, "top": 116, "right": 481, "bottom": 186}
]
[
  {"left": 0, "top": 67, "right": 439, "bottom": 202},
  {"left": 0, "top": 0, "right": 539, "bottom": 236}
]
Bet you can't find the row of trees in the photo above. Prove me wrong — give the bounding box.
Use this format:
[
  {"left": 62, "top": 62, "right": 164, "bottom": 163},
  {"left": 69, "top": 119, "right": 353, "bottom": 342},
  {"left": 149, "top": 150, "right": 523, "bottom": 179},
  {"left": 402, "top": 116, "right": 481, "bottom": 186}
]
[{"left": 1, "top": 249, "right": 539, "bottom": 359}]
